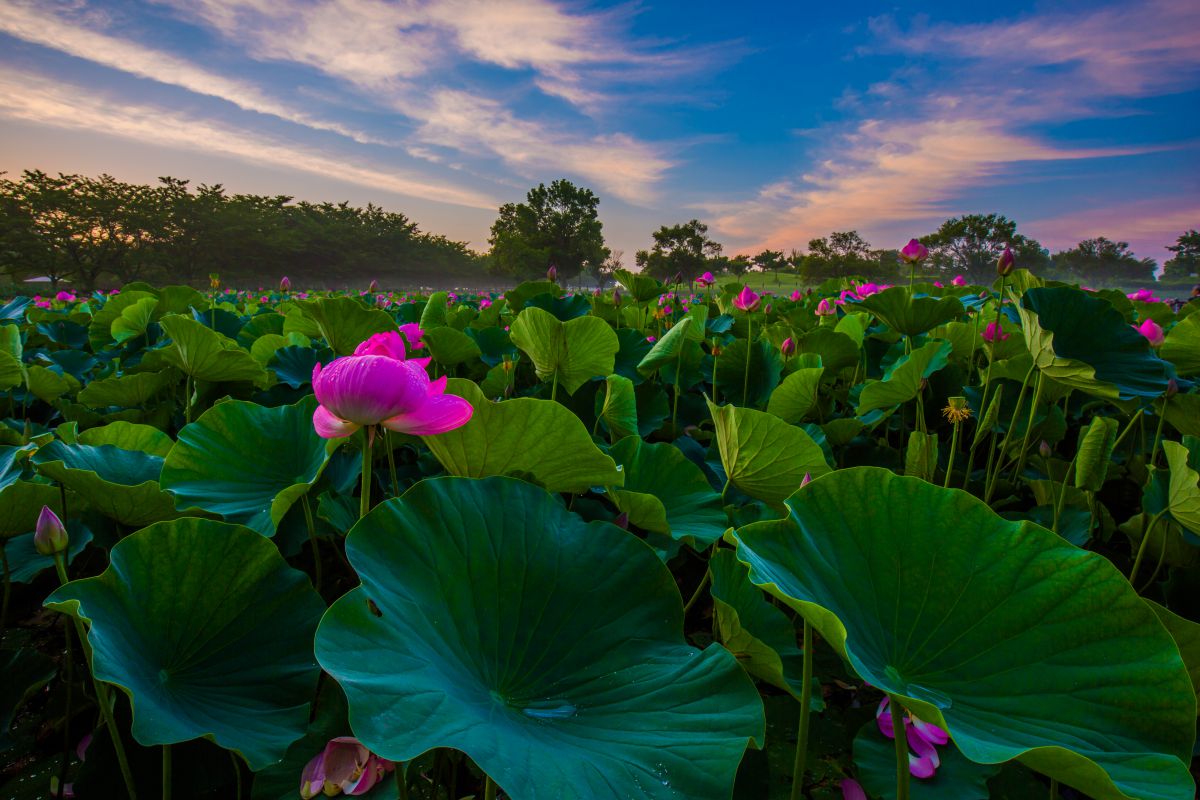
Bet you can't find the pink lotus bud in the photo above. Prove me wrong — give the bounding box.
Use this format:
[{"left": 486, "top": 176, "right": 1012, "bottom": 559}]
[
  {"left": 900, "top": 239, "right": 928, "bottom": 263},
  {"left": 1039, "top": 440, "right": 1052, "bottom": 459},
  {"left": 672, "top": 271, "right": 683, "bottom": 285},
  {"left": 300, "top": 737, "right": 395, "bottom": 799},
  {"left": 1166, "top": 378, "right": 1179, "bottom": 398},
  {"left": 368, "top": 279, "right": 379, "bottom": 292},
  {"left": 982, "top": 322, "right": 1009, "bottom": 343},
  {"left": 547, "top": 265, "right": 558, "bottom": 282},
  {"left": 1136, "top": 318, "right": 1164, "bottom": 346},
  {"left": 840, "top": 778, "right": 867, "bottom": 800},
  {"left": 951, "top": 275, "right": 966, "bottom": 287},
  {"left": 35, "top": 506, "right": 68, "bottom": 556},
  {"left": 612, "top": 287, "right": 622, "bottom": 305},
  {"left": 280, "top": 276, "right": 291, "bottom": 292},
  {"left": 997, "top": 247, "right": 1015, "bottom": 276},
  {"left": 815, "top": 298, "right": 835, "bottom": 316},
  {"left": 789, "top": 290, "right": 803, "bottom": 302},
  {"left": 613, "top": 512, "right": 629, "bottom": 530},
  {"left": 780, "top": 337, "right": 796, "bottom": 357}
]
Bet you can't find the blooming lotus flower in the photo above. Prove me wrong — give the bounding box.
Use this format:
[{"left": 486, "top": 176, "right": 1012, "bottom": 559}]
[
  {"left": 855, "top": 282, "right": 883, "bottom": 298},
  {"left": 312, "top": 355, "right": 472, "bottom": 439},
  {"left": 982, "top": 321, "right": 1009, "bottom": 343},
  {"left": 815, "top": 298, "right": 836, "bottom": 316},
  {"left": 55, "top": 291, "right": 76, "bottom": 302},
  {"left": 1127, "top": 288, "right": 1161, "bottom": 303},
  {"left": 733, "top": 286, "right": 761, "bottom": 312},
  {"left": 876, "top": 697, "right": 947, "bottom": 778},
  {"left": 697, "top": 271, "right": 715, "bottom": 287},
  {"left": 951, "top": 275, "right": 966, "bottom": 287},
  {"left": 280, "top": 276, "right": 291, "bottom": 292},
  {"left": 480, "top": 298, "right": 492, "bottom": 309},
  {"left": 997, "top": 246, "right": 1015, "bottom": 276},
  {"left": 35, "top": 506, "right": 68, "bottom": 556},
  {"left": 840, "top": 778, "right": 867, "bottom": 800},
  {"left": 789, "top": 290, "right": 803, "bottom": 302},
  {"left": 1136, "top": 318, "right": 1165, "bottom": 346},
  {"left": 900, "top": 239, "right": 928, "bottom": 262},
  {"left": 300, "top": 737, "right": 395, "bottom": 798}
]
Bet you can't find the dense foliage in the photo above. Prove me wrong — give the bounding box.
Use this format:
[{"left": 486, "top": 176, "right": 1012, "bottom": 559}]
[{"left": 1, "top": 258, "right": 1199, "bottom": 799}]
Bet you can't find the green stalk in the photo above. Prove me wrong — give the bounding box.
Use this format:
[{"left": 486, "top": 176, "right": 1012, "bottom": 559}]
[
  {"left": 742, "top": 315, "right": 752, "bottom": 407},
  {"left": 790, "top": 621, "right": 813, "bottom": 800},
  {"left": 360, "top": 427, "right": 375, "bottom": 520},
  {"left": 671, "top": 350, "right": 682, "bottom": 433},
  {"left": 1149, "top": 401, "right": 1168, "bottom": 468},
  {"left": 163, "top": 744, "right": 172, "bottom": 800},
  {"left": 551, "top": 371, "right": 559, "bottom": 402},
  {"left": 231, "top": 752, "right": 244, "bottom": 800},
  {"left": 1052, "top": 449, "right": 1080, "bottom": 534},
  {"left": 484, "top": 775, "right": 497, "bottom": 800},
  {"left": 984, "top": 364, "right": 1036, "bottom": 503},
  {"left": 385, "top": 430, "right": 400, "bottom": 497},
  {"left": 56, "top": 620, "right": 74, "bottom": 800},
  {"left": 943, "top": 420, "right": 961, "bottom": 489},
  {"left": 682, "top": 571, "right": 711, "bottom": 617},
  {"left": 1011, "top": 371, "right": 1045, "bottom": 480},
  {"left": 184, "top": 374, "right": 193, "bottom": 425},
  {"left": 54, "top": 555, "right": 138, "bottom": 800},
  {"left": 891, "top": 694, "right": 910, "bottom": 800},
  {"left": 1050, "top": 778, "right": 1059, "bottom": 800},
  {"left": 1129, "top": 510, "right": 1168, "bottom": 586},
  {"left": 395, "top": 764, "right": 410, "bottom": 800},
  {"left": 301, "top": 495, "right": 322, "bottom": 593}
]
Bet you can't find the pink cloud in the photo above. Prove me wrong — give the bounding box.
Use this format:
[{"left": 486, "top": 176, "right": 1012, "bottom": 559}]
[{"left": 1024, "top": 198, "right": 1199, "bottom": 263}]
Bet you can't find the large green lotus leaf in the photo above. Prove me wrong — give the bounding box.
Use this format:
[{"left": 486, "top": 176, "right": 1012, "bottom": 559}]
[
  {"left": 88, "top": 290, "right": 156, "bottom": 350},
  {"left": 797, "top": 327, "right": 860, "bottom": 373},
  {"left": 709, "top": 549, "right": 806, "bottom": 700},
  {"left": 0, "top": 648, "right": 56, "bottom": 745},
  {"left": 608, "top": 436, "right": 726, "bottom": 547},
  {"left": 32, "top": 438, "right": 179, "bottom": 528},
  {"left": 708, "top": 400, "right": 830, "bottom": 504},
  {"left": 155, "top": 285, "right": 209, "bottom": 317},
  {"left": 852, "top": 720, "right": 999, "bottom": 800},
  {"left": 637, "top": 316, "right": 693, "bottom": 375},
  {"left": 1075, "top": 416, "right": 1119, "bottom": 493},
  {"left": 1018, "top": 287, "right": 1174, "bottom": 400},
  {"left": 0, "top": 349, "right": 21, "bottom": 391},
  {"left": 289, "top": 297, "right": 396, "bottom": 356},
  {"left": 315, "top": 476, "right": 764, "bottom": 800},
  {"left": 0, "top": 481, "right": 60, "bottom": 539},
  {"left": 159, "top": 315, "right": 270, "bottom": 387},
  {"left": 728, "top": 467, "right": 1196, "bottom": 800},
  {"left": 509, "top": 306, "right": 618, "bottom": 395},
  {"left": 1146, "top": 441, "right": 1200, "bottom": 537},
  {"left": 596, "top": 373, "right": 638, "bottom": 441},
  {"left": 856, "top": 340, "right": 951, "bottom": 415},
  {"left": 714, "top": 339, "right": 783, "bottom": 408},
  {"left": 236, "top": 311, "right": 286, "bottom": 349},
  {"left": 418, "top": 291, "right": 450, "bottom": 328},
  {"left": 1164, "top": 392, "right": 1200, "bottom": 438},
  {"left": 423, "top": 326, "right": 482, "bottom": 366},
  {"left": 1146, "top": 600, "right": 1200, "bottom": 707},
  {"left": 1160, "top": 314, "right": 1200, "bottom": 376},
  {"left": 160, "top": 396, "right": 330, "bottom": 536},
  {"left": 425, "top": 379, "right": 623, "bottom": 493},
  {"left": 78, "top": 420, "right": 174, "bottom": 457},
  {"left": 25, "top": 365, "right": 78, "bottom": 403},
  {"left": 77, "top": 370, "right": 174, "bottom": 409},
  {"left": 110, "top": 296, "right": 158, "bottom": 343},
  {"left": 856, "top": 287, "right": 965, "bottom": 336},
  {"left": 614, "top": 268, "right": 665, "bottom": 303},
  {"left": 45, "top": 518, "right": 324, "bottom": 770},
  {"left": 767, "top": 365, "right": 824, "bottom": 423}
]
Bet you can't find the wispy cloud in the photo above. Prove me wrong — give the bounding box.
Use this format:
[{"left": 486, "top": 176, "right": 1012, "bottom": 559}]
[
  {"left": 0, "top": 0, "right": 386, "bottom": 144},
  {"left": 0, "top": 69, "right": 497, "bottom": 209}
]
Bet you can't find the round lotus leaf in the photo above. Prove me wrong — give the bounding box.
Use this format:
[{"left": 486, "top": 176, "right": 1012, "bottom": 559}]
[
  {"left": 728, "top": 467, "right": 1195, "bottom": 800},
  {"left": 44, "top": 518, "right": 325, "bottom": 770},
  {"left": 316, "top": 476, "right": 764, "bottom": 800}
]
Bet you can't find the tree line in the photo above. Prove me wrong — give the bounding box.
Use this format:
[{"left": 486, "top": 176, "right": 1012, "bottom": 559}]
[
  {"left": 0, "top": 171, "right": 484, "bottom": 290},
  {"left": 2, "top": 170, "right": 1196, "bottom": 290}
]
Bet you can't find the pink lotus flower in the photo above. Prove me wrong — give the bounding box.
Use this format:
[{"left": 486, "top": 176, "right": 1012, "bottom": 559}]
[
  {"left": 780, "top": 337, "right": 796, "bottom": 357},
  {"left": 479, "top": 298, "right": 492, "bottom": 309},
  {"left": 353, "top": 328, "right": 428, "bottom": 367},
  {"left": 368, "top": 279, "right": 379, "bottom": 292},
  {"left": 300, "top": 737, "right": 395, "bottom": 798},
  {"left": 876, "top": 697, "right": 947, "bottom": 779},
  {"left": 1136, "top": 318, "right": 1165, "bottom": 346},
  {"left": 547, "top": 264, "right": 558, "bottom": 282},
  {"left": 997, "top": 247, "right": 1015, "bottom": 276},
  {"left": 1127, "top": 288, "right": 1161, "bottom": 303},
  {"left": 697, "top": 271, "right": 715, "bottom": 287},
  {"left": 855, "top": 283, "right": 883, "bottom": 298},
  {"left": 733, "top": 286, "right": 761, "bottom": 312},
  {"left": 815, "top": 298, "right": 836, "bottom": 316},
  {"left": 900, "top": 239, "right": 928, "bottom": 262},
  {"left": 646, "top": 335, "right": 657, "bottom": 343},
  {"left": 280, "top": 276, "right": 291, "bottom": 292},
  {"left": 790, "top": 290, "right": 803, "bottom": 302},
  {"left": 932, "top": 281, "right": 944, "bottom": 288},
  {"left": 982, "top": 322, "right": 1009, "bottom": 343},
  {"left": 55, "top": 291, "right": 76, "bottom": 302},
  {"left": 312, "top": 334, "right": 472, "bottom": 439},
  {"left": 951, "top": 275, "right": 966, "bottom": 287},
  {"left": 841, "top": 778, "right": 867, "bottom": 800}
]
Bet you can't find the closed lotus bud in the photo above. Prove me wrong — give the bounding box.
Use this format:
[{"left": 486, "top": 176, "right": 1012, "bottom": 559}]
[
  {"left": 780, "top": 337, "right": 796, "bottom": 357},
  {"left": 547, "top": 265, "right": 558, "bottom": 282},
  {"left": 612, "top": 287, "right": 622, "bottom": 305},
  {"left": 35, "top": 506, "right": 68, "bottom": 556},
  {"left": 764, "top": 303, "right": 773, "bottom": 315},
  {"left": 368, "top": 279, "right": 379, "bottom": 292},
  {"left": 614, "top": 512, "right": 629, "bottom": 530},
  {"left": 900, "top": 239, "right": 928, "bottom": 263},
  {"left": 279, "top": 276, "right": 291, "bottom": 292},
  {"left": 711, "top": 340, "right": 723, "bottom": 357},
  {"left": 1039, "top": 440, "right": 1052, "bottom": 459},
  {"left": 672, "top": 271, "right": 683, "bottom": 285},
  {"left": 997, "top": 247, "right": 1015, "bottom": 277},
  {"left": 800, "top": 472, "right": 813, "bottom": 488},
  {"left": 1166, "top": 378, "right": 1178, "bottom": 398}
]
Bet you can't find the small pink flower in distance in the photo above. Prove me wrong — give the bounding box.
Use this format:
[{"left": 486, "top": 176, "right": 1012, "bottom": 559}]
[
  {"left": 34, "top": 299, "right": 52, "bottom": 309},
  {"left": 982, "top": 322, "right": 1009, "bottom": 343},
  {"left": 300, "top": 737, "right": 395, "bottom": 798},
  {"left": 55, "top": 291, "right": 76, "bottom": 302},
  {"left": 900, "top": 239, "right": 928, "bottom": 262},
  {"left": 1127, "top": 288, "right": 1161, "bottom": 303},
  {"left": 646, "top": 335, "right": 657, "bottom": 343},
  {"left": 790, "top": 290, "right": 803, "bottom": 302},
  {"left": 480, "top": 298, "right": 492, "bottom": 309},
  {"left": 279, "top": 276, "right": 291, "bottom": 292},
  {"left": 840, "top": 778, "right": 867, "bottom": 800},
  {"left": 546, "top": 264, "right": 558, "bottom": 282},
  {"left": 696, "top": 271, "right": 715, "bottom": 287},
  {"left": 732, "top": 286, "right": 761, "bottom": 312},
  {"left": 932, "top": 281, "right": 943, "bottom": 288},
  {"left": 951, "top": 275, "right": 966, "bottom": 287},
  {"left": 815, "top": 298, "right": 836, "bottom": 316},
  {"left": 1136, "top": 318, "right": 1165, "bottom": 346}
]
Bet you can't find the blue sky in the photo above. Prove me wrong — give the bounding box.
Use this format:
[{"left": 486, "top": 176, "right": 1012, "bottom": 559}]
[{"left": 1, "top": 0, "right": 1197, "bottom": 265}]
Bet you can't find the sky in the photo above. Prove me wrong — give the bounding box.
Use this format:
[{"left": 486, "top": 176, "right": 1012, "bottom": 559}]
[{"left": 1, "top": 0, "right": 1197, "bottom": 266}]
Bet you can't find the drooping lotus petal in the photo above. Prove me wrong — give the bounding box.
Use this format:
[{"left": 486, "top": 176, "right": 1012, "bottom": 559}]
[
  {"left": 910, "top": 715, "right": 949, "bottom": 746},
  {"left": 876, "top": 696, "right": 895, "bottom": 738},
  {"left": 840, "top": 778, "right": 868, "bottom": 800},
  {"left": 906, "top": 725, "right": 941, "bottom": 770},
  {"left": 321, "top": 737, "right": 371, "bottom": 788},
  {"left": 313, "top": 405, "right": 362, "bottom": 438},
  {"left": 908, "top": 750, "right": 937, "bottom": 778},
  {"left": 299, "top": 750, "right": 327, "bottom": 799},
  {"left": 381, "top": 389, "right": 474, "bottom": 436}
]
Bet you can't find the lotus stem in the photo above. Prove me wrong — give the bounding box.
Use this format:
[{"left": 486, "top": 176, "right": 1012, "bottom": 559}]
[
  {"left": 551, "top": 371, "right": 559, "bottom": 402},
  {"left": 184, "top": 374, "right": 193, "bottom": 425},
  {"left": 1049, "top": 778, "right": 1059, "bottom": 800},
  {"left": 671, "top": 350, "right": 682, "bottom": 434},
  {"left": 943, "top": 420, "right": 961, "bottom": 489},
  {"left": 53, "top": 554, "right": 138, "bottom": 800},
  {"left": 891, "top": 693, "right": 910, "bottom": 800},
  {"left": 56, "top": 620, "right": 74, "bottom": 800},
  {"left": 1129, "top": 510, "right": 1168, "bottom": 587},
  {"left": 985, "top": 364, "right": 1036, "bottom": 503},
  {"left": 360, "top": 426, "right": 375, "bottom": 520},
  {"left": 1052, "top": 448, "right": 1080, "bottom": 534},
  {"left": 1138, "top": 530, "right": 1170, "bottom": 593},
  {"left": 1149, "top": 401, "right": 1167, "bottom": 468},
  {"left": 301, "top": 495, "right": 322, "bottom": 593},
  {"left": 484, "top": 775, "right": 497, "bottom": 800},
  {"left": 682, "top": 570, "right": 711, "bottom": 617},
  {"left": 385, "top": 430, "right": 400, "bottom": 497},
  {"left": 231, "top": 751, "right": 244, "bottom": 800},
  {"left": 742, "top": 315, "right": 752, "bottom": 407},
  {"left": 1011, "top": 371, "right": 1045, "bottom": 481},
  {"left": 790, "top": 621, "right": 813, "bottom": 800},
  {"left": 163, "top": 744, "right": 172, "bottom": 800}
]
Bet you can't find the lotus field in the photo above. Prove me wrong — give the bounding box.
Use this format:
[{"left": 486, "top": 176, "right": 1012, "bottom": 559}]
[{"left": 2, "top": 258, "right": 1200, "bottom": 800}]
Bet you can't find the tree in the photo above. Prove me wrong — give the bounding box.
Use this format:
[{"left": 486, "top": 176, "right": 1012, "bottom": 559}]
[
  {"left": 1050, "top": 238, "right": 1156, "bottom": 285},
  {"left": 487, "top": 179, "right": 609, "bottom": 282},
  {"left": 635, "top": 220, "right": 723, "bottom": 281},
  {"left": 919, "top": 214, "right": 1048, "bottom": 280},
  {"left": 800, "top": 230, "right": 874, "bottom": 280},
  {"left": 752, "top": 249, "right": 787, "bottom": 283},
  {"left": 1163, "top": 230, "right": 1200, "bottom": 282}
]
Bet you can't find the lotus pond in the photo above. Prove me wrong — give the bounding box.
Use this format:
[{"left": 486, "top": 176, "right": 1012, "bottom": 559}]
[{"left": 0, "top": 267, "right": 1198, "bottom": 800}]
